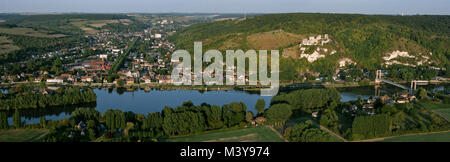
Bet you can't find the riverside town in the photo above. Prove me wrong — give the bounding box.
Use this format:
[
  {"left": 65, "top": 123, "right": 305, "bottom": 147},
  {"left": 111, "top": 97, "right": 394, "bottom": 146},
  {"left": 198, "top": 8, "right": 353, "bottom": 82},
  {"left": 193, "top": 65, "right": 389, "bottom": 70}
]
[{"left": 0, "top": 0, "right": 449, "bottom": 161}]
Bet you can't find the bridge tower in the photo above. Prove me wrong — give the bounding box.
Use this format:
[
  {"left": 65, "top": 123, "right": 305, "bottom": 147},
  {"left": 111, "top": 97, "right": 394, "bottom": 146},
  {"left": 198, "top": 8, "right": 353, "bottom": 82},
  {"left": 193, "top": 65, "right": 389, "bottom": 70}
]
[
  {"left": 374, "top": 85, "right": 381, "bottom": 96},
  {"left": 375, "top": 70, "right": 382, "bottom": 84},
  {"left": 410, "top": 80, "right": 417, "bottom": 91}
]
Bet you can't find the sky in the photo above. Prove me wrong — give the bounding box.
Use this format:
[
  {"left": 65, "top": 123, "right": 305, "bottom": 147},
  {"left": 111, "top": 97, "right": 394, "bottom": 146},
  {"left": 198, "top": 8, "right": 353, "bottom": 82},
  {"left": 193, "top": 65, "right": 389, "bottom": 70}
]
[{"left": 0, "top": 0, "right": 449, "bottom": 15}]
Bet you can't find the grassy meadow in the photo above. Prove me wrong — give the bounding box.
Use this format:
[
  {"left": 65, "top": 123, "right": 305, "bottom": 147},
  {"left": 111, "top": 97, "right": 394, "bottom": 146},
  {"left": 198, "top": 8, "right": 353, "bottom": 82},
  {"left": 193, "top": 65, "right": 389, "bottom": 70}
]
[
  {"left": 162, "top": 126, "right": 285, "bottom": 142},
  {"left": 382, "top": 131, "right": 450, "bottom": 142},
  {"left": 0, "top": 129, "right": 48, "bottom": 142}
]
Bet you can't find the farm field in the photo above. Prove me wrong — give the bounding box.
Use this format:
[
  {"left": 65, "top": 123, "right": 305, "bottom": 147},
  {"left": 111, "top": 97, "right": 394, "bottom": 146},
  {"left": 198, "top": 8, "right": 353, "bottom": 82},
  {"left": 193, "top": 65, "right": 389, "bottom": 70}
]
[
  {"left": 382, "top": 131, "right": 450, "bottom": 142},
  {"left": 70, "top": 19, "right": 129, "bottom": 35},
  {"left": 0, "top": 27, "right": 65, "bottom": 38},
  {"left": 0, "top": 36, "right": 19, "bottom": 54},
  {"left": 420, "top": 101, "right": 450, "bottom": 110},
  {"left": 162, "top": 126, "right": 285, "bottom": 142},
  {"left": 420, "top": 101, "right": 450, "bottom": 120},
  {"left": 0, "top": 129, "right": 48, "bottom": 142},
  {"left": 435, "top": 109, "right": 450, "bottom": 121},
  {"left": 246, "top": 30, "right": 305, "bottom": 50}
]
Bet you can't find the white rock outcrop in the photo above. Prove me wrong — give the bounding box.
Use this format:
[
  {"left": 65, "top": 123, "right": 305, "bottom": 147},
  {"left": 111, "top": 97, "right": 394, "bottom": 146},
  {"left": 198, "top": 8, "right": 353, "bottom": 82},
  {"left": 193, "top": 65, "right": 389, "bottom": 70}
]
[
  {"left": 383, "top": 50, "right": 415, "bottom": 61},
  {"left": 298, "top": 34, "right": 332, "bottom": 62},
  {"left": 300, "top": 51, "right": 325, "bottom": 62},
  {"left": 338, "top": 58, "right": 355, "bottom": 67}
]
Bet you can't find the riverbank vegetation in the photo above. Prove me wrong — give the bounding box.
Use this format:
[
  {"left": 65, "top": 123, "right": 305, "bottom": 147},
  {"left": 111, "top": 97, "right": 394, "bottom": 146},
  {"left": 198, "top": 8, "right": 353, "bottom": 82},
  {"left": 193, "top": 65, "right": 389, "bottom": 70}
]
[
  {"left": 264, "top": 87, "right": 450, "bottom": 141},
  {"left": 0, "top": 88, "right": 345, "bottom": 142},
  {"left": 0, "top": 86, "right": 96, "bottom": 110},
  {"left": 0, "top": 86, "right": 448, "bottom": 142},
  {"left": 34, "top": 101, "right": 252, "bottom": 142}
]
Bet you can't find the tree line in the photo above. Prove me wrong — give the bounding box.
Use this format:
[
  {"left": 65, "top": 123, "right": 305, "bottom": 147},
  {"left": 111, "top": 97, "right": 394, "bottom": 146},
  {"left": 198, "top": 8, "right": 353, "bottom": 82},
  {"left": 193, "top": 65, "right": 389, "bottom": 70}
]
[
  {"left": 0, "top": 87, "right": 96, "bottom": 110},
  {"left": 270, "top": 88, "right": 341, "bottom": 113}
]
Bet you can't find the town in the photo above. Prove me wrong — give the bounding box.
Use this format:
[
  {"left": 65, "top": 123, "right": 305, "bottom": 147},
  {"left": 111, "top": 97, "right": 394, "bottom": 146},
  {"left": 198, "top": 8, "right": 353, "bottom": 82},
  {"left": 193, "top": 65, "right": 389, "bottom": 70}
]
[{"left": 0, "top": 17, "right": 178, "bottom": 86}]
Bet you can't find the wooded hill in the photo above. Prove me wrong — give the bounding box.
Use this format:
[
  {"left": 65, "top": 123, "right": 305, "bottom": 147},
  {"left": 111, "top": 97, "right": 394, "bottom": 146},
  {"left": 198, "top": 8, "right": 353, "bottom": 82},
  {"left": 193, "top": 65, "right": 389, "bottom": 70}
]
[{"left": 169, "top": 13, "right": 449, "bottom": 78}]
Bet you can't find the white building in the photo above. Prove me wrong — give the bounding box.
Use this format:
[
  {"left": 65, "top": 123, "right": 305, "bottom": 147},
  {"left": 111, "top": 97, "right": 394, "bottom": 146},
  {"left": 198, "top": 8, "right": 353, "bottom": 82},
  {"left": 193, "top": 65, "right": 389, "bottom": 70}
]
[{"left": 47, "top": 78, "right": 64, "bottom": 84}]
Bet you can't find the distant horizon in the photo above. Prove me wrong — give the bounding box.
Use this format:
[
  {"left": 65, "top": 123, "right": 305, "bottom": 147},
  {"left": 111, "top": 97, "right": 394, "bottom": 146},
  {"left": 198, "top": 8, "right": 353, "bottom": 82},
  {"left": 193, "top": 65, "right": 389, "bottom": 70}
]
[
  {"left": 1, "top": 0, "right": 449, "bottom": 15},
  {"left": 0, "top": 11, "right": 448, "bottom": 16}
]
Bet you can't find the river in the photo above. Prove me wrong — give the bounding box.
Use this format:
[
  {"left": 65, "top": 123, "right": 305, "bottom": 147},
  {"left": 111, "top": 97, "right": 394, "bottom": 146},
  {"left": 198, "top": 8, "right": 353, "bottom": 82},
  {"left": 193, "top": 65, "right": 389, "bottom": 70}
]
[{"left": 3, "top": 83, "right": 449, "bottom": 124}]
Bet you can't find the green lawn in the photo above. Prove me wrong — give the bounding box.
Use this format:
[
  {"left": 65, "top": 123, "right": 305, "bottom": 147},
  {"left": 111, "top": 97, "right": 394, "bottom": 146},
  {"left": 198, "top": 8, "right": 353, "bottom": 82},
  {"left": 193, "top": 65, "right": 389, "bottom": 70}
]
[
  {"left": 0, "top": 129, "right": 48, "bottom": 142},
  {"left": 382, "top": 131, "right": 450, "bottom": 142},
  {"left": 161, "top": 127, "right": 285, "bottom": 142}
]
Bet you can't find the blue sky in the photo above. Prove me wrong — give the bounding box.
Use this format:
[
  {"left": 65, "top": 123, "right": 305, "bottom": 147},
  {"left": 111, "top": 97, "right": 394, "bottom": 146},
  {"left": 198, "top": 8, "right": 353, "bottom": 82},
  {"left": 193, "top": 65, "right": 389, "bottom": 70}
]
[{"left": 0, "top": 0, "right": 449, "bottom": 15}]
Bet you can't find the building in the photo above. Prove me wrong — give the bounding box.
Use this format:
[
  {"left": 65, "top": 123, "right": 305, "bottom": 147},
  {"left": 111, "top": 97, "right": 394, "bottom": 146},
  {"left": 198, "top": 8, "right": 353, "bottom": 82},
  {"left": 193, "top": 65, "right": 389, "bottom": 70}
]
[
  {"left": 112, "top": 49, "right": 122, "bottom": 54},
  {"left": 158, "top": 75, "right": 172, "bottom": 84},
  {"left": 47, "top": 78, "right": 64, "bottom": 84},
  {"left": 81, "top": 76, "right": 94, "bottom": 82},
  {"left": 125, "top": 77, "right": 134, "bottom": 84},
  {"left": 99, "top": 54, "right": 108, "bottom": 59},
  {"left": 60, "top": 74, "right": 74, "bottom": 82},
  {"left": 34, "top": 76, "right": 43, "bottom": 83}
]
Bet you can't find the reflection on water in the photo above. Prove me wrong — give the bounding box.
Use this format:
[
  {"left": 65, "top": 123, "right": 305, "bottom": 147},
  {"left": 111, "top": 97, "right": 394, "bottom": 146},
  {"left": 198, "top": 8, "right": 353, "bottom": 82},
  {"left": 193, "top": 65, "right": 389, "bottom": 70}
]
[
  {"left": 95, "top": 88, "right": 272, "bottom": 114},
  {"left": 4, "top": 88, "right": 272, "bottom": 124},
  {"left": 338, "top": 83, "right": 449, "bottom": 102}
]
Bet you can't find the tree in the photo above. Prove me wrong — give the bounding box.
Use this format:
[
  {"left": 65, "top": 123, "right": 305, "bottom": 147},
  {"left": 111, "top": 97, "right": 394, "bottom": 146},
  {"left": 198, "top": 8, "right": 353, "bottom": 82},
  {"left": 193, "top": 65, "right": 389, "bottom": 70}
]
[
  {"left": 288, "top": 120, "right": 339, "bottom": 142},
  {"left": 245, "top": 111, "right": 254, "bottom": 123},
  {"left": 40, "top": 116, "right": 46, "bottom": 128},
  {"left": 380, "top": 104, "right": 397, "bottom": 115},
  {"left": 103, "top": 110, "right": 126, "bottom": 132},
  {"left": 117, "top": 79, "right": 125, "bottom": 87},
  {"left": 417, "top": 88, "right": 428, "bottom": 100},
  {"left": 265, "top": 104, "right": 293, "bottom": 127},
  {"left": 351, "top": 114, "right": 391, "bottom": 140},
  {"left": 50, "top": 57, "right": 63, "bottom": 75},
  {"left": 13, "top": 109, "right": 21, "bottom": 128},
  {"left": 270, "top": 88, "right": 341, "bottom": 113},
  {"left": 255, "top": 99, "right": 266, "bottom": 116},
  {"left": 222, "top": 102, "right": 247, "bottom": 127},
  {"left": 203, "top": 105, "right": 223, "bottom": 129},
  {"left": 319, "top": 109, "right": 339, "bottom": 128},
  {"left": 0, "top": 111, "right": 8, "bottom": 129}
]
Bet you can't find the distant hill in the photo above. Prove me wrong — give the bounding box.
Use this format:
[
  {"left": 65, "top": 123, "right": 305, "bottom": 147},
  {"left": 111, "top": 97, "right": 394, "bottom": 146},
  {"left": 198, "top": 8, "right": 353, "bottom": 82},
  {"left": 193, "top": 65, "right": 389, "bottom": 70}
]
[{"left": 169, "top": 13, "right": 449, "bottom": 78}]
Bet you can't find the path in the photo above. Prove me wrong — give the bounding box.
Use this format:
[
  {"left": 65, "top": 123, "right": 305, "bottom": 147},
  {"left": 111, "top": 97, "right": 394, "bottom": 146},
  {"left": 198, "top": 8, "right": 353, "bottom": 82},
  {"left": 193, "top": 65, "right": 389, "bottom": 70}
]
[
  {"left": 354, "top": 130, "right": 450, "bottom": 142},
  {"left": 265, "top": 125, "right": 289, "bottom": 142},
  {"left": 27, "top": 131, "right": 48, "bottom": 142},
  {"left": 310, "top": 120, "right": 348, "bottom": 142}
]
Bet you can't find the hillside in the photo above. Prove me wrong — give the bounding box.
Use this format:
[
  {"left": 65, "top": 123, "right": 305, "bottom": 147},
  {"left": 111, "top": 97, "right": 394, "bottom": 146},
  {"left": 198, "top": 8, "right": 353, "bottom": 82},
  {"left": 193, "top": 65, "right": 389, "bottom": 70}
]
[{"left": 169, "top": 13, "right": 450, "bottom": 80}]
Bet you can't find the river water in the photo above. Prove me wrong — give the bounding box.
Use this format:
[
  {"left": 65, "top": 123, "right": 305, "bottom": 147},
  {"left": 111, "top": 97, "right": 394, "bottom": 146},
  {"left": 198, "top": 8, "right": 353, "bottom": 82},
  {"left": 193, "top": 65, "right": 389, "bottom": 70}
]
[{"left": 3, "top": 83, "right": 449, "bottom": 124}]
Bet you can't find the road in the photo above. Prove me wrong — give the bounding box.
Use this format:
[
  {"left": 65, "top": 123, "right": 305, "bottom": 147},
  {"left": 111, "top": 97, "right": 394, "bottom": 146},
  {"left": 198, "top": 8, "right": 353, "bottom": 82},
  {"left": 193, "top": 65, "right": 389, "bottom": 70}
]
[{"left": 310, "top": 120, "right": 348, "bottom": 142}]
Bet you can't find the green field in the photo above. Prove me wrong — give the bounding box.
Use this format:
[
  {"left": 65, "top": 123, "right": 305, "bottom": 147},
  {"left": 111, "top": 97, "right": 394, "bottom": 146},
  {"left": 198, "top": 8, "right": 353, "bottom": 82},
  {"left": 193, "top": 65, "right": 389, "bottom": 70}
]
[
  {"left": 162, "top": 127, "right": 285, "bottom": 142},
  {"left": 0, "top": 129, "right": 48, "bottom": 142},
  {"left": 420, "top": 101, "right": 450, "bottom": 110},
  {"left": 435, "top": 109, "right": 450, "bottom": 121},
  {"left": 382, "top": 131, "right": 450, "bottom": 142},
  {"left": 0, "top": 36, "right": 19, "bottom": 54},
  {"left": 0, "top": 27, "right": 65, "bottom": 38},
  {"left": 420, "top": 101, "right": 450, "bottom": 120}
]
